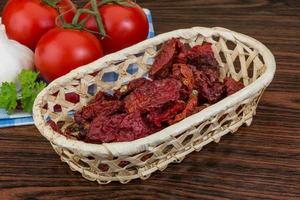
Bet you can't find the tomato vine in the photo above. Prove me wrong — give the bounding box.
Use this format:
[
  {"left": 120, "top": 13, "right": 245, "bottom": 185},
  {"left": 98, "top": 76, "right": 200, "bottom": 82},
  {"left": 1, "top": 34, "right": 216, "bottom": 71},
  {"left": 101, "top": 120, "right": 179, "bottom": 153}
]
[{"left": 52, "top": 0, "right": 133, "bottom": 38}]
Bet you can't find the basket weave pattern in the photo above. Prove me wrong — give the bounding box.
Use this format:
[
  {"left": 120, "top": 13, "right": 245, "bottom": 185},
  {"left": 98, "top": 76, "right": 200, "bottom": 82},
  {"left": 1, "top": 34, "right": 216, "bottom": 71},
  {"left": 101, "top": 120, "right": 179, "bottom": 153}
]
[{"left": 33, "top": 27, "right": 275, "bottom": 184}]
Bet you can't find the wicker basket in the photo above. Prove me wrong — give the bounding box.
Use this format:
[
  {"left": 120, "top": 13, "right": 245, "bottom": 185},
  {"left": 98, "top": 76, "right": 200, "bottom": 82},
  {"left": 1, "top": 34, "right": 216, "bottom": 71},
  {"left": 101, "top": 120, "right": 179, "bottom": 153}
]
[{"left": 33, "top": 27, "right": 276, "bottom": 184}]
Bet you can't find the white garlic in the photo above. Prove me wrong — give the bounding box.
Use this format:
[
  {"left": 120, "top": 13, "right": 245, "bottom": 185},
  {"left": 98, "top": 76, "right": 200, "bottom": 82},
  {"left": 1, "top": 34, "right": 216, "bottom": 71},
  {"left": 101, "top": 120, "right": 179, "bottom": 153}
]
[{"left": 0, "top": 18, "right": 34, "bottom": 85}]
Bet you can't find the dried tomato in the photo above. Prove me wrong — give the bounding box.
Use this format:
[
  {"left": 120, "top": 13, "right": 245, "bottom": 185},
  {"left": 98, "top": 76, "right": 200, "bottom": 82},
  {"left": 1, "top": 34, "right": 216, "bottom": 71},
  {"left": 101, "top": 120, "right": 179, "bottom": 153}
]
[
  {"left": 65, "top": 122, "right": 89, "bottom": 140},
  {"left": 118, "top": 112, "right": 153, "bottom": 141},
  {"left": 172, "top": 64, "right": 194, "bottom": 91},
  {"left": 224, "top": 77, "right": 244, "bottom": 95},
  {"left": 67, "top": 39, "right": 246, "bottom": 144},
  {"left": 90, "top": 91, "right": 117, "bottom": 103},
  {"left": 149, "top": 38, "right": 185, "bottom": 79},
  {"left": 124, "top": 78, "right": 182, "bottom": 113},
  {"left": 177, "top": 51, "right": 188, "bottom": 64},
  {"left": 169, "top": 90, "right": 199, "bottom": 124},
  {"left": 193, "top": 67, "right": 225, "bottom": 103},
  {"left": 86, "top": 112, "right": 152, "bottom": 144},
  {"left": 147, "top": 101, "right": 186, "bottom": 127},
  {"left": 114, "top": 77, "right": 151, "bottom": 99},
  {"left": 192, "top": 66, "right": 220, "bottom": 84},
  {"left": 184, "top": 44, "right": 219, "bottom": 68},
  {"left": 47, "top": 120, "right": 63, "bottom": 134},
  {"left": 86, "top": 114, "right": 126, "bottom": 143},
  {"left": 74, "top": 107, "right": 91, "bottom": 125},
  {"left": 74, "top": 100, "right": 123, "bottom": 124}
]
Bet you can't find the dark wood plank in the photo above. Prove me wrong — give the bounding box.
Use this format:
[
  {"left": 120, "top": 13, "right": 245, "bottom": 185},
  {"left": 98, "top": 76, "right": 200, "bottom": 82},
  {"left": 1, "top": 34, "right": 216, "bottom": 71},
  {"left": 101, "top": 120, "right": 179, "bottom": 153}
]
[{"left": 0, "top": 0, "right": 299, "bottom": 199}]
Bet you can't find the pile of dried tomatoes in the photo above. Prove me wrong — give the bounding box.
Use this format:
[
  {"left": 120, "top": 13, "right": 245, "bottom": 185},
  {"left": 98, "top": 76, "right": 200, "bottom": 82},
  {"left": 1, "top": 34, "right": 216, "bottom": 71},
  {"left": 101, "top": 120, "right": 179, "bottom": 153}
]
[{"left": 63, "top": 38, "right": 244, "bottom": 144}]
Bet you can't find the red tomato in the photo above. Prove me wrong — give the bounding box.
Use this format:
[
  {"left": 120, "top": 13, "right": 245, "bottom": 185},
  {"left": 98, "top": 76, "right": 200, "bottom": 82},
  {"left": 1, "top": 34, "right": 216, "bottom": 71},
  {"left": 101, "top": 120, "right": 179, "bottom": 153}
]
[
  {"left": 2, "top": 0, "right": 76, "bottom": 50},
  {"left": 81, "top": 1, "right": 149, "bottom": 54},
  {"left": 35, "top": 28, "right": 104, "bottom": 82}
]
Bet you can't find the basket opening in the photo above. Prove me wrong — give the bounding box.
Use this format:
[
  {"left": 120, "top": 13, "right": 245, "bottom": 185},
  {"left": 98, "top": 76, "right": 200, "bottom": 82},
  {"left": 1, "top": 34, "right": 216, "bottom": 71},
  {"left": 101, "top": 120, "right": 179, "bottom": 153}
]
[
  {"left": 78, "top": 159, "right": 90, "bottom": 168},
  {"left": 182, "top": 134, "right": 194, "bottom": 146},
  {"left": 226, "top": 41, "right": 236, "bottom": 51},
  {"left": 87, "top": 156, "right": 95, "bottom": 160},
  {"left": 53, "top": 104, "right": 62, "bottom": 113},
  {"left": 118, "top": 161, "right": 130, "bottom": 168},
  {"left": 65, "top": 92, "right": 80, "bottom": 104},
  {"left": 162, "top": 144, "right": 174, "bottom": 154},
  {"left": 126, "top": 63, "right": 139, "bottom": 75},
  {"left": 212, "top": 35, "right": 219, "bottom": 43},
  {"left": 233, "top": 57, "right": 242, "bottom": 75},
  {"left": 219, "top": 51, "right": 227, "bottom": 64},
  {"left": 218, "top": 114, "right": 228, "bottom": 124},
  {"left": 101, "top": 72, "right": 119, "bottom": 82},
  {"left": 141, "top": 153, "right": 154, "bottom": 162},
  {"left": 98, "top": 164, "right": 109, "bottom": 172},
  {"left": 222, "top": 119, "right": 233, "bottom": 128},
  {"left": 87, "top": 84, "right": 97, "bottom": 96},
  {"left": 236, "top": 105, "right": 245, "bottom": 114},
  {"left": 200, "top": 123, "right": 211, "bottom": 135}
]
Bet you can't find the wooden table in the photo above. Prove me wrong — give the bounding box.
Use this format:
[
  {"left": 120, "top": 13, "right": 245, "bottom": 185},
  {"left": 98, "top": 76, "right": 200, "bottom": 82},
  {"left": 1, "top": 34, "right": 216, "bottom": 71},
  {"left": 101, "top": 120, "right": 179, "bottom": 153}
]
[{"left": 1, "top": 0, "right": 299, "bottom": 199}]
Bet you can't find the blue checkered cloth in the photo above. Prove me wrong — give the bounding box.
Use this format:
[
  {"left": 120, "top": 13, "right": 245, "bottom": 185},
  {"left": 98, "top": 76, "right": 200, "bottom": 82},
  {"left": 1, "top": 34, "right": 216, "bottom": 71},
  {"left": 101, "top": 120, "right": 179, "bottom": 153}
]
[{"left": 0, "top": 9, "right": 155, "bottom": 128}]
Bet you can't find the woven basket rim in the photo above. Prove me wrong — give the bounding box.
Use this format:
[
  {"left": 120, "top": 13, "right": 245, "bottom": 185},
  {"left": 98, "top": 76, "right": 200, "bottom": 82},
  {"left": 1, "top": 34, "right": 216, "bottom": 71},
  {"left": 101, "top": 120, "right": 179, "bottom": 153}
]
[{"left": 33, "top": 27, "right": 276, "bottom": 157}]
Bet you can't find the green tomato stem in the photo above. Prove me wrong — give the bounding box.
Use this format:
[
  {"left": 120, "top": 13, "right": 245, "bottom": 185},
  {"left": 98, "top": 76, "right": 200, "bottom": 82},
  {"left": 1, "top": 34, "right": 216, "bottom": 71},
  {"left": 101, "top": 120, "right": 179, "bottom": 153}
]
[
  {"left": 42, "top": 0, "right": 70, "bottom": 29},
  {"left": 91, "top": 0, "right": 107, "bottom": 38},
  {"left": 42, "top": 0, "right": 60, "bottom": 8},
  {"left": 55, "top": 7, "right": 67, "bottom": 28},
  {"left": 72, "top": 9, "right": 95, "bottom": 25},
  {"left": 70, "top": 0, "right": 133, "bottom": 37}
]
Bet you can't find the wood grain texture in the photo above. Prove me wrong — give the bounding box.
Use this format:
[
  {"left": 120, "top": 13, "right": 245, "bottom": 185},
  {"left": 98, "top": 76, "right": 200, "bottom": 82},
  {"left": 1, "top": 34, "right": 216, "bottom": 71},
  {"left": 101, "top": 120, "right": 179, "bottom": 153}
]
[{"left": 0, "top": 0, "right": 299, "bottom": 199}]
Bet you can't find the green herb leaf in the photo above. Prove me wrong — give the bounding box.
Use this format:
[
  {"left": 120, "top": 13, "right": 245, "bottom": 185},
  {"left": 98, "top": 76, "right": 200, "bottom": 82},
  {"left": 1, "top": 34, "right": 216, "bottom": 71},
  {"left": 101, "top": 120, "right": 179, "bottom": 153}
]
[
  {"left": 18, "top": 70, "right": 46, "bottom": 113},
  {"left": 0, "top": 70, "right": 46, "bottom": 114},
  {"left": 0, "top": 82, "right": 18, "bottom": 114}
]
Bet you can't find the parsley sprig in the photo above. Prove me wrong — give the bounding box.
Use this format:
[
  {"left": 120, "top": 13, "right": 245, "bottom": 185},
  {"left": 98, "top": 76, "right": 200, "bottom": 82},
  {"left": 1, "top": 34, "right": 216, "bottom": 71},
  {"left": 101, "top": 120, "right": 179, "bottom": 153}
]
[
  {"left": 0, "top": 82, "right": 18, "bottom": 114},
  {"left": 0, "top": 70, "right": 46, "bottom": 114}
]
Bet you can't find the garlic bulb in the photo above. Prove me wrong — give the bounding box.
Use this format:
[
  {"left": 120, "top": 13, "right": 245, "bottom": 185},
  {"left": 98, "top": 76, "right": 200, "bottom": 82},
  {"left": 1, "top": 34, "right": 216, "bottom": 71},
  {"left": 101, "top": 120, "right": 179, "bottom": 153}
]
[{"left": 0, "top": 18, "right": 34, "bottom": 85}]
